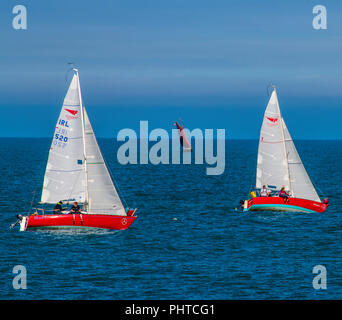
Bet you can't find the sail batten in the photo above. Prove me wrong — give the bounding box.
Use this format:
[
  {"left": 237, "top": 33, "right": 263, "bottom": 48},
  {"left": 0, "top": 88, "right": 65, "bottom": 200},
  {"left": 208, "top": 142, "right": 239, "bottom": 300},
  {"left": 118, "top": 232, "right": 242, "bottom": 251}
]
[{"left": 256, "top": 88, "right": 321, "bottom": 202}]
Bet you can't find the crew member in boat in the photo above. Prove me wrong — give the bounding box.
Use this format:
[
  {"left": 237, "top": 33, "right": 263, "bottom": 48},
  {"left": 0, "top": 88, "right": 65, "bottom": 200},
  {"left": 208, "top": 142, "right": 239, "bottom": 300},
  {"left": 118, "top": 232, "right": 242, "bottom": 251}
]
[
  {"left": 53, "top": 200, "right": 66, "bottom": 213},
  {"left": 70, "top": 201, "right": 81, "bottom": 214},
  {"left": 279, "top": 187, "right": 290, "bottom": 203},
  {"left": 260, "top": 185, "right": 271, "bottom": 197}
]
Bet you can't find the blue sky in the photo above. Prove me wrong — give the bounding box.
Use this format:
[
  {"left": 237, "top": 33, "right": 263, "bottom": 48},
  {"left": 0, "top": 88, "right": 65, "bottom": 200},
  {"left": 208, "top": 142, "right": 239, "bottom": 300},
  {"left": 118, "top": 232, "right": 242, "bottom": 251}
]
[{"left": 0, "top": 0, "right": 341, "bottom": 138}]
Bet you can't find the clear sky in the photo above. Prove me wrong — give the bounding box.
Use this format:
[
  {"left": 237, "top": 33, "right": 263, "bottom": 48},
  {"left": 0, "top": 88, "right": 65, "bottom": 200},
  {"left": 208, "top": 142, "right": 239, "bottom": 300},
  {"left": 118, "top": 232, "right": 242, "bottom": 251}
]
[{"left": 0, "top": 0, "right": 341, "bottom": 138}]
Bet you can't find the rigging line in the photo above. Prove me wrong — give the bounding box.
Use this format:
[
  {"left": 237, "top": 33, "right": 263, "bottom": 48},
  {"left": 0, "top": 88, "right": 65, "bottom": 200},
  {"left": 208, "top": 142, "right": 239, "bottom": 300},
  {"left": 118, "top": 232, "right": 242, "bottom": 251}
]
[
  {"left": 266, "top": 83, "right": 276, "bottom": 97},
  {"left": 94, "top": 138, "right": 129, "bottom": 208},
  {"left": 65, "top": 62, "right": 75, "bottom": 84},
  {"left": 95, "top": 135, "right": 130, "bottom": 208},
  {"left": 26, "top": 190, "right": 36, "bottom": 215},
  {"left": 308, "top": 173, "right": 326, "bottom": 199},
  {"left": 104, "top": 153, "right": 129, "bottom": 208},
  {"left": 299, "top": 147, "right": 325, "bottom": 199},
  {"left": 65, "top": 169, "right": 83, "bottom": 206},
  {"left": 75, "top": 68, "right": 89, "bottom": 211}
]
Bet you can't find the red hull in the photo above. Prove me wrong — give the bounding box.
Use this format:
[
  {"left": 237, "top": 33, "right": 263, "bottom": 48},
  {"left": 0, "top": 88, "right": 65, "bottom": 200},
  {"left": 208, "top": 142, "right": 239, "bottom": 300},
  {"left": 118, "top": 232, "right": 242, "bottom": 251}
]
[
  {"left": 23, "top": 214, "right": 137, "bottom": 231},
  {"left": 244, "top": 197, "right": 328, "bottom": 213}
]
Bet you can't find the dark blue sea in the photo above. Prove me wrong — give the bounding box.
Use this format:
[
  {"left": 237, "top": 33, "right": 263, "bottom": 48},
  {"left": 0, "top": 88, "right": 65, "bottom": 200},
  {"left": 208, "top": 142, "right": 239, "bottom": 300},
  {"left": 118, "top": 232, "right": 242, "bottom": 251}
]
[{"left": 1, "top": 138, "right": 341, "bottom": 299}]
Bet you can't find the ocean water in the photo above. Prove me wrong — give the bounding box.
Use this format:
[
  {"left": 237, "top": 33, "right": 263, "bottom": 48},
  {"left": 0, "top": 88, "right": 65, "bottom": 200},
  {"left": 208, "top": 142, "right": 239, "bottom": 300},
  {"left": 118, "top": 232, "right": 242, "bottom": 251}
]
[{"left": 1, "top": 138, "right": 342, "bottom": 299}]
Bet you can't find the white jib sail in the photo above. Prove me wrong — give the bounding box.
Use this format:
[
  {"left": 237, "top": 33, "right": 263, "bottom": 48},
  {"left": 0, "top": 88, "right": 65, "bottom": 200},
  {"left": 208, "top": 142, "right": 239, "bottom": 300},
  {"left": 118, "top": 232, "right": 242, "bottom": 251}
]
[
  {"left": 83, "top": 108, "right": 126, "bottom": 215},
  {"left": 41, "top": 74, "right": 86, "bottom": 203},
  {"left": 282, "top": 119, "right": 321, "bottom": 202},
  {"left": 256, "top": 88, "right": 321, "bottom": 202}
]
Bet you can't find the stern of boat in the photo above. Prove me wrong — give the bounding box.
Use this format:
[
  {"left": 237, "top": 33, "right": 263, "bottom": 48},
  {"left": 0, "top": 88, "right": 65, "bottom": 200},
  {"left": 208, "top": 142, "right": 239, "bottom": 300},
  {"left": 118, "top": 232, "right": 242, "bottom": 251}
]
[
  {"left": 19, "top": 216, "right": 28, "bottom": 232},
  {"left": 242, "top": 199, "right": 250, "bottom": 212}
]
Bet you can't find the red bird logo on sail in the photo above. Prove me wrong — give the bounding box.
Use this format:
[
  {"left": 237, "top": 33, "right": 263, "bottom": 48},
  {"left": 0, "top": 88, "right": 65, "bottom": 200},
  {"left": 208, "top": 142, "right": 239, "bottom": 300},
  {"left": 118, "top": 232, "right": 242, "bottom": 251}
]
[
  {"left": 65, "top": 109, "right": 78, "bottom": 116},
  {"left": 266, "top": 117, "right": 278, "bottom": 123},
  {"left": 64, "top": 108, "right": 79, "bottom": 120}
]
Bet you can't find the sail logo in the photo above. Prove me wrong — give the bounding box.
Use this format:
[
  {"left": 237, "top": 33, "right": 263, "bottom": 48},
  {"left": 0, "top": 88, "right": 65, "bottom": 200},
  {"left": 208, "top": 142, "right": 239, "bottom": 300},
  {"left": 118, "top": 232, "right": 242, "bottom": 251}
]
[
  {"left": 65, "top": 109, "right": 79, "bottom": 120},
  {"left": 266, "top": 117, "right": 278, "bottom": 127}
]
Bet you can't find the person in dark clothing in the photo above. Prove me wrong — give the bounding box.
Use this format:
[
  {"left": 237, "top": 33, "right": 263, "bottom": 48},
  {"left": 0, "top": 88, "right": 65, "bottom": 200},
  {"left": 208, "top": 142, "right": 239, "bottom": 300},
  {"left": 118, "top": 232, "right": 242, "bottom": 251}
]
[
  {"left": 70, "top": 201, "right": 81, "bottom": 213},
  {"left": 53, "top": 200, "right": 65, "bottom": 213},
  {"left": 279, "top": 187, "right": 290, "bottom": 203}
]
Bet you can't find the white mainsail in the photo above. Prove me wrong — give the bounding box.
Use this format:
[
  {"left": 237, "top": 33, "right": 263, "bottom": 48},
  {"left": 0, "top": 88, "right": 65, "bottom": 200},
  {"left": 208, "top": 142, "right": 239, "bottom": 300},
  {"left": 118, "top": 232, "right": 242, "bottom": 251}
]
[
  {"left": 256, "top": 88, "right": 320, "bottom": 202},
  {"left": 41, "top": 74, "right": 86, "bottom": 204},
  {"left": 256, "top": 89, "right": 290, "bottom": 191},
  {"left": 41, "top": 70, "right": 127, "bottom": 215}
]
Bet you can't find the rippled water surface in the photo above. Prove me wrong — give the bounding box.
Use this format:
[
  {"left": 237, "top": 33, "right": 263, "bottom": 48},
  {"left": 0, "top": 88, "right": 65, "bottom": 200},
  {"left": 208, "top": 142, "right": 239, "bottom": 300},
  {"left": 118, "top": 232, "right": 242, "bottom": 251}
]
[{"left": 1, "top": 139, "right": 341, "bottom": 299}]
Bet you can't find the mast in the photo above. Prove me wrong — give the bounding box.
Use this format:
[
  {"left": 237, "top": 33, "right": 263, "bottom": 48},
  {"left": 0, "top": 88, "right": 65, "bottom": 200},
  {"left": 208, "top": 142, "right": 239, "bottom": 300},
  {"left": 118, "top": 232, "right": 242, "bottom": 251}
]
[
  {"left": 281, "top": 117, "right": 293, "bottom": 195},
  {"left": 74, "top": 68, "right": 89, "bottom": 210},
  {"left": 274, "top": 86, "right": 292, "bottom": 194}
]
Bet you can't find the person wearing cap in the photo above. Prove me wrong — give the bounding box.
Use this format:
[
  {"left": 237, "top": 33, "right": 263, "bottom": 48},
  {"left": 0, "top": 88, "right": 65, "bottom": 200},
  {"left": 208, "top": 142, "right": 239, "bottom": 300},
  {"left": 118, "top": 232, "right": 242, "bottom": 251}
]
[{"left": 53, "top": 200, "right": 66, "bottom": 213}]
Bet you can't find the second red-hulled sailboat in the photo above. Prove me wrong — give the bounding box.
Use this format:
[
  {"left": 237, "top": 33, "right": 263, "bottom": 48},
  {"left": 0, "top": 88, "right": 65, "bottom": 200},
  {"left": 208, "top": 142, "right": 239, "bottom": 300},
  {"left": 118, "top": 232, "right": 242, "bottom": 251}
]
[{"left": 242, "top": 86, "right": 328, "bottom": 213}]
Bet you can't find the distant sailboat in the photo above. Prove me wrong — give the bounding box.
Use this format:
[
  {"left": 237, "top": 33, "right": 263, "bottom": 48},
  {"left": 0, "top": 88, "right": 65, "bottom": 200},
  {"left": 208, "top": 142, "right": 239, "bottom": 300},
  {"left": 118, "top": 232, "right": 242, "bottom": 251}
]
[
  {"left": 18, "top": 68, "right": 137, "bottom": 231},
  {"left": 175, "top": 120, "right": 192, "bottom": 152},
  {"left": 242, "top": 86, "right": 328, "bottom": 213}
]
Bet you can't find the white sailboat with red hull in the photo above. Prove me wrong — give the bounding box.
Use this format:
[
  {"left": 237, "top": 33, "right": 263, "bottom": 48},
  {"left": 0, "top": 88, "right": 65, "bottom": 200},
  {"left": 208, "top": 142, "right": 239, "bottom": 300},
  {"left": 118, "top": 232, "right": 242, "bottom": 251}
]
[
  {"left": 18, "top": 68, "right": 137, "bottom": 231},
  {"left": 242, "top": 87, "right": 328, "bottom": 213}
]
